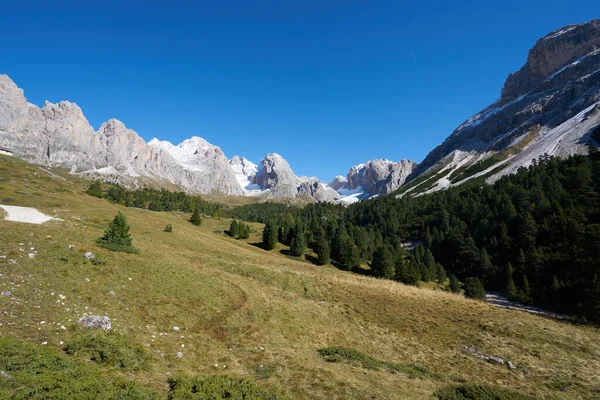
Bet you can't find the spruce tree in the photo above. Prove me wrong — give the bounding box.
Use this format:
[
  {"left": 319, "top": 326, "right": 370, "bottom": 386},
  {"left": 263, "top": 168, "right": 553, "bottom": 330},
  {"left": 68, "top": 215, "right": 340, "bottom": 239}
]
[
  {"left": 463, "top": 277, "right": 486, "bottom": 300},
  {"left": 449, "top": 274, "right": 461, "bottom": 293},
  {"left": 190, "top": 208, "right": 202, "bottom": 226},
  {"left": 289, "top": 224, "right": 307, "bottom": 257},
  {"left": 507, "top": 276, "right": 518, "bottom": 301},
  {"left": 229, "top": 220, "right": 239, "bottom": 237},
  {"left": 316, "top": 236, "right": 330, "bottom": 265},
  {"left": 85, "top": 181, "right": 103, "bottom": 198},
  {"left": 101, "top": 211, "right": 132, "bottom": 247},
  {"left": 371, "top": 246, "right": 395, "bottom": 279},
  {"left": 262, "top": 220, "right": 278, "bottom": 250}
]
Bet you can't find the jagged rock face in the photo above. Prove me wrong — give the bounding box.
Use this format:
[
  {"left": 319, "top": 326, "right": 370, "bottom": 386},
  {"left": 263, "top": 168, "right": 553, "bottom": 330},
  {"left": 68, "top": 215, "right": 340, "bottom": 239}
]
[
  {"left": 328, "top": 175, "right": 348, "bottom": 191},
  {"left": 229, "top": 155, "right": 259, "bottom": 191},
  {"left": 253, "top": 153, "right": 298, "bottom": 190},
  {"left": 414, "top": 19, "right": 600, "bottom": 180},
  {"left": 347, "top": 159, "right": 417, "bottom": 195},
  {"left": 502, "top": 20, "right": 600, "bottom": 102},
  {"left": 147, "top": 138, "right": 245, "bottom": 196},
  {"left": 297, "top": 179, "right": 339, "bottom": 202}
]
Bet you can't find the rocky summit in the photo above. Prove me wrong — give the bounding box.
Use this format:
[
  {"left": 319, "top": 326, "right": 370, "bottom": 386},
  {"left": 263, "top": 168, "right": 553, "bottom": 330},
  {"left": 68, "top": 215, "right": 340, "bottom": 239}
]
[{"left": 408, "top": 19, "right": 600, "bottom": 195}]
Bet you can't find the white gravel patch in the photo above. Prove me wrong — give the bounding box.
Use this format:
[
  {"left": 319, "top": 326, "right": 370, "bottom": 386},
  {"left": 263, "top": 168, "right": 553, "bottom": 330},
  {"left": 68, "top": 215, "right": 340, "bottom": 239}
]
[{"left": 0, "top": 205, "right": 57, "bottom": 224}]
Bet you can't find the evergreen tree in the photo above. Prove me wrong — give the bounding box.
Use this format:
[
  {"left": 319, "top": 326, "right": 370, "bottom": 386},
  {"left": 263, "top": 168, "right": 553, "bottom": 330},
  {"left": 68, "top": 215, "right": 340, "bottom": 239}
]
[
  {"left": 262, "top": 221, "right": 278, "bottom": 250},
  {"left": 435, "top": 262, "right": 447, "bottom": 283},
  {"left": 240, "top": 224, "right": 250, "bottom": 239},
  {"left": 449, "top": 274, "right": 461, "bottom": 293},
  {"left": 507, "top": 276, "right": 518, "bottom": 301},
  {"left": 289, "top": 224, "right": 307, "bottom": 257},
  {"left": 463, "top": 277, "right": 486, "bottom": 300},
  {"left": 190, "top": 208, "right": 202, "bottom": 226},
  {"left": 164, "top": 223, "right": 173, "bottom": 233},
  {"left": 85, "top": 181, "right": 103, "bottom": 198},
  {"left": 518, "top": 275, "right": 533, "bottom": 305},
  {"left": 101, "top": 211, "right": 132, "bottom": 247},
  {"left": 229, "top": 220, "right": 239, "bottom": 238},
  {"left": 371, "top": 246, "right": 395, "bottom": 279},
  {"left": 315, "top": 228, "right": 330, "bottom": 265}
]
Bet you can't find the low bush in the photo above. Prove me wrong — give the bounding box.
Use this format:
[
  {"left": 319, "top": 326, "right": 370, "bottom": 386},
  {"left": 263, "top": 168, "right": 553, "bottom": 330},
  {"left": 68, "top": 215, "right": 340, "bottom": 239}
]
[
  {"left": 64, "top": 332, "right": 149, "bottom": 371},
  {"left": 168, "top": 375, "right": 284, "bottom": 399}
]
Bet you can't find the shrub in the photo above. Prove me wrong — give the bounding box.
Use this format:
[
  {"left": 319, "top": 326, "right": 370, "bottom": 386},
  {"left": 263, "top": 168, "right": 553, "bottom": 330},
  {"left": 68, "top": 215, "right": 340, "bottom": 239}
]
[
  {"left": 0, "top": 337, "right": 159, "bottom": 399},
  {"left": 64, "top": 332, "right": 149, "bottom": 371},
  {"left": 168, "top": 375, "right": 283, "bottom": 399},
  {"left": 164, "top": 223, "right": 173, "bottom": 232}
]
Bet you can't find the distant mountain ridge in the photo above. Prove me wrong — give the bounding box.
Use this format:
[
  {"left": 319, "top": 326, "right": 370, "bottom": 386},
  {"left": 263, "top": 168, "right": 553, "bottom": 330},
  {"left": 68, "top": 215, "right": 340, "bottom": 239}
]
[{"left": 0, "top": 73, "right": 416, "bottom": 202}]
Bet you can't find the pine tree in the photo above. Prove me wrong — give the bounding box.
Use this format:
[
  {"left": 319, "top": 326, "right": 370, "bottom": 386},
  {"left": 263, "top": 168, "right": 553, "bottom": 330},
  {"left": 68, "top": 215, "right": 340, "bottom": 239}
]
[
  {"left": 449, "top": 274, "right": 461, "bottom": 293},
  {"left": 463, "top": 277, "right": 486, "bottom": 300},
  {"left": 316, "top": 236, "right": 330, "bottom": 265},
  {"left": 101, "top": 211, "right": 132, "bottom": 247},
  {"left": 240, "top": 224, "right": 250, "bottom": 239},
  {"left": 229, "top": 220, "right": 239, "bottom": 237},
  {"left": 262, "top": 221, "right": 278, "bottom": 250},
  {"left": 435, "top": 262, "right": 447, "bottom": 283},
  {"left": 289, "top": 224, "right": 307, "bottom": 257},
  {"left": 85, "top": 181, "right": 103, "bottom": 198},
  {"left": 371, "top": 246, "right": 395, "bottom": 279},
  {"left": 190, "top": 208, "right": 202, "bottom": 226},
  {"left": 507, "top": 276, "right": 518, "bottom": 301}
]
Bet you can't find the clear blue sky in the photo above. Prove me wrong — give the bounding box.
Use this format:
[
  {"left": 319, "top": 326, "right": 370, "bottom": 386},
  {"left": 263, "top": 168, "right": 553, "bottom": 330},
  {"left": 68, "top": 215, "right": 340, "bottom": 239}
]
[{"left": 2, "top": 1, "right": 598, "bottom": 180}]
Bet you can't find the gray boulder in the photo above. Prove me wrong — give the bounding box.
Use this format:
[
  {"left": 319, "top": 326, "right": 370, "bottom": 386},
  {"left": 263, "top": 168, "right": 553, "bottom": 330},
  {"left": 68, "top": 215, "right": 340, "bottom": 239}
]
[{"left": 78, "top": 315, "right": 112, "bottom": 331}]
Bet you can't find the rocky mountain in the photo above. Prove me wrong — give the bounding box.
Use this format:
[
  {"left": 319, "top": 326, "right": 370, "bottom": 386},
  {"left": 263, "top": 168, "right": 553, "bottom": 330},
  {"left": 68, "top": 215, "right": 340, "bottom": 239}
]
[
  {"left": 331, "top": 159, "right": 418, "bottom": 203},
  {"left": 406, "top": 19, "right": 600, "bottom": 196}
]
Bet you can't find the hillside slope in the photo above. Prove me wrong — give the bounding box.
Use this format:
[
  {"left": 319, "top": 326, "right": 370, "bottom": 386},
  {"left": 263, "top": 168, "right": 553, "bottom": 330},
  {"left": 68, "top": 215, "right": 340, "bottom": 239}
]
[{"left": 1, "top": 154, "right": 600, "bottom": 399}]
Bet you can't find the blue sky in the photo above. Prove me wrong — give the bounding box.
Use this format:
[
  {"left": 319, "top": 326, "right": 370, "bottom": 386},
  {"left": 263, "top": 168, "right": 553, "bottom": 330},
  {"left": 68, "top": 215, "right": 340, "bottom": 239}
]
[{"left": 2, "top": 1, "right": 598, "bottom": 180}]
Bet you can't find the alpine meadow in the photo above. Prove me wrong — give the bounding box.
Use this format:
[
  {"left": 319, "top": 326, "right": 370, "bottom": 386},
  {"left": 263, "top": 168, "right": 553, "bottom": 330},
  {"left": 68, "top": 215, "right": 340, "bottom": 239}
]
[{"left": 2, "top": 9, "right": 600, "bottom": 400}]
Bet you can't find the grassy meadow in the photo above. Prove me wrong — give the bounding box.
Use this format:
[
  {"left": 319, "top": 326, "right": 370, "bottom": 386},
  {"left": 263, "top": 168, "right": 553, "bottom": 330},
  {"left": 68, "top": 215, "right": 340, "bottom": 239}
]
[{"left": 0, "top": 154, "right": 599, "bottom": 399}]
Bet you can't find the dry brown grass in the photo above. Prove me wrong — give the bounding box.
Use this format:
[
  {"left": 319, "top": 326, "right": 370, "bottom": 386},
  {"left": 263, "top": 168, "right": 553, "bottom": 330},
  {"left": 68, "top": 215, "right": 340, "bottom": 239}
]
[{"left": 1, "top": 155, "right": 599, "bottom": 399}]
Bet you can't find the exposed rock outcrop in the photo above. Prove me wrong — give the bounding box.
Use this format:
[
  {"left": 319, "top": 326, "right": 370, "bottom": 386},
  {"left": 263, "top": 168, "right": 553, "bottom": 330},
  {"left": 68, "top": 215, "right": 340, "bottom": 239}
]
[
  {"left": 346, "top": 159, "right": 417, "bottom": 196},
  {"left": 411, "top": 19, "right": 600, "bottom": 191}
]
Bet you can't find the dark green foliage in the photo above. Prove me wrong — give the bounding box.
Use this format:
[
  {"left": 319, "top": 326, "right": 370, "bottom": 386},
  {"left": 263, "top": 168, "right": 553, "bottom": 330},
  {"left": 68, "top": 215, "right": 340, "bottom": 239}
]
[
  {"left": 98, "top": 211, "right": 136, "bottom": 253},
  {"left": 507, "top": 276, "right": 518, "bottom": 301},
  {"left": 371, "top": 245, "right": 395, "bottom": 279},
  {"left": 64, "top": 332, "right": 149, "bottom": 371},
  {"left": 289, "top": 222, "right": 307, "bottom": 257},
  {"left": 317, "top": 346, "right": 448, "bottom": 381},
  {"left": 315, "top": 227, "right": 330, "bottom": 265},
  {"left": 190, "top": 208, "right": 202, "bottom": 226},
  {"left": 433, "top": 383, "right": 534, "bottom": 400},
  {"left": 262, "top": 220, "right": 278, "bottom": 250},
  {"left": 164, "top": 223, "right": 173, "bottom": 233},
  {"left": 85, "top": 181, "right": 103, "bottom": 198},
  {"left": 449, "top": 275, "right": 461, "bottom": 293},
  {"left": 239, "top": 223, "right": 251, "bottom": 239},
  {"left": 0, "top": 337, "right": 159, "bottom": 399},
  {"left": 463, "top": 277, "right": 486, "bottom": 300},
  {"left": 168, "top": 375, "right": 283, "bottom": 400},
  {"left": 229, "top": 220, "right": 239, "bottom": 237}
]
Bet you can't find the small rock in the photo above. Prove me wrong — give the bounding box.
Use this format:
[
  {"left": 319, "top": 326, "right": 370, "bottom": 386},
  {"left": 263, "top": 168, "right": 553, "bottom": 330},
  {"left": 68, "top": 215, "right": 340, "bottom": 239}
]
[
  {"left": 487, "top": 356, "right": 505, "bottom": 365},
  {"left": 84, "top": 252, "right": 95, "bottom": 260},
  {"left": 1, "top": 370, "right": 11, "bottom": 380},
  {"left": 42, "top": 341, "right": 47, "bottom": 345},
  {"left": 176, "top": 352, "right": 183, "bottom": 358},
  {"left": 108, "top": 291, "right": 116, "bottom": 296},
  {"left": 60, "top": 325, "right": 66, "bottom": 330},
  {"left": 172, "top": 326, "right": 180, "bottom": 331},
  {"left": 78, "top": 315, "right": 111, "bottom": 332},
  {"left": 28, "top": 253, "right": 35, "bottom": 259},
  {"left": 507, "top": 361, "right": 517, "bottom": 370},
  {"left": 1, "top": 291, "right": 11, "bottom": 297},
  {"left": 364, "top": 370, "right": 368, "bottom": 374},
  {"left": 66, "top": 245, "right": 74, "bottom": 249}
]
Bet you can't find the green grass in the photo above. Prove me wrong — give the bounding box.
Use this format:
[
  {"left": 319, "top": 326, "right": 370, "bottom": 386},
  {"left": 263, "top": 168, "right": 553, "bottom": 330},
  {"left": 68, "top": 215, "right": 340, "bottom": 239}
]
[
  {"left": 0, "top": 337, "right": 160, "bottom": 400},
  {"left": 64, "top": 331, "right": 149, "bottom": 371},
  {"left": 1, "top": 154, "right": 600, "bottom": 399},
  {"left": 317, "top": 346, "right": 451, "bottom": 381}
]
